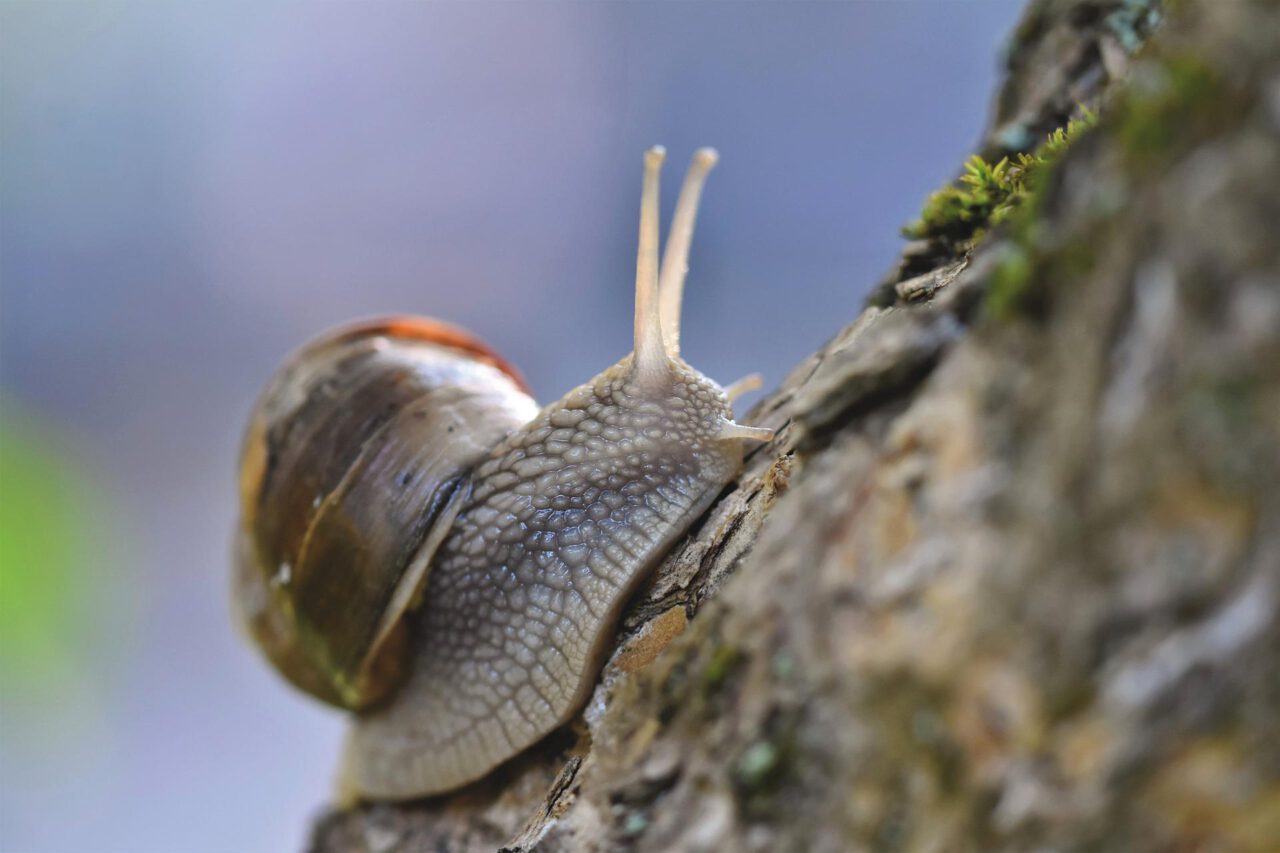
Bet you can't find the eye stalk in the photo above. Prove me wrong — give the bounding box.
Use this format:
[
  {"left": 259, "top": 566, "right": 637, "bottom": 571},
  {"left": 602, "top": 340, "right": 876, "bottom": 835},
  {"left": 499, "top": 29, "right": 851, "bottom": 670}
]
[
  {"left": 660, "top": 147, "right": 720, "bottom": 358},
  {"left": 633, "top": 146, "right": 668, "bottom": 379},
  {"left": 633, "top": 145, "right": 725, "bottom": 379},
  {"left": 630, "top": 146, "right": 772, "bottom": 444}
]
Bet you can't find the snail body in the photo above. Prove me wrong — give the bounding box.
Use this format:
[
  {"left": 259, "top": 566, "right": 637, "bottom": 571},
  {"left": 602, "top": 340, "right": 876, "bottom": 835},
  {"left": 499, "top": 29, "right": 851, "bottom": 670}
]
[{"left": 234, "top": 148, "right": 771, "bottom": 800}]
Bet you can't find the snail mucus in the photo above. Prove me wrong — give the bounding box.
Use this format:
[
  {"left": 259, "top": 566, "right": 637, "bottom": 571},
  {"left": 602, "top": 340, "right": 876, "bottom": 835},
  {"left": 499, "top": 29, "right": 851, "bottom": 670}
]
[{"left": 233, "top": 147, "right": 773, "bottom": 801}]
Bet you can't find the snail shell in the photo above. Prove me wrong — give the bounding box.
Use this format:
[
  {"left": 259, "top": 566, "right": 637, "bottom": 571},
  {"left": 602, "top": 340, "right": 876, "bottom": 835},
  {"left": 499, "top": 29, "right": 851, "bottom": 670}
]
[
  {"left": 234, "top": 148, "right": 773, "bottom": 800},
  {"left": 234, "top": 318, "right": 537, "bottom": 710}
]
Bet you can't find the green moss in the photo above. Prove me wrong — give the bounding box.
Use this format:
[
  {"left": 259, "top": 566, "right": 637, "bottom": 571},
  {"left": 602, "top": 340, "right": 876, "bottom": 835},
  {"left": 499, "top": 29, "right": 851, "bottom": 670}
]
[
  {"left": 985, "top": 49, "right": 1227, "bottom": 324},
  {"left": 985, "top": 243, "right": 1034, "bottom": 319},
  {"left": 985, "top": 227, "right": 1100, "bottom": 323},
  {"left": 701, "top": 643, "right": 743, "bottom": 693},
  {"left": 1117, "top": 54, "right": 1221, "bottom": 165},
  {"left": 903, "top": 108, "right": 1098, "bottom": 248}
]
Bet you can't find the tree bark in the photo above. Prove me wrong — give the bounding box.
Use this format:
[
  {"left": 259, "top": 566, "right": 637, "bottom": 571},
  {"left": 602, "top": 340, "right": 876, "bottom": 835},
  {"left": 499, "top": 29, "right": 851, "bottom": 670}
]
[{"left": 311, "top": 1, "right": 1280, "bottom": 849}]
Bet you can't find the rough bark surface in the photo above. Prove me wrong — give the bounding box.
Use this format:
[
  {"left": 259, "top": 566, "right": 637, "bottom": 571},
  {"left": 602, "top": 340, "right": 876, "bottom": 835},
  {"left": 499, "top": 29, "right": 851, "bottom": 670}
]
[{"left": 310, "top": 1, "right": 1280, "bottom": 849}]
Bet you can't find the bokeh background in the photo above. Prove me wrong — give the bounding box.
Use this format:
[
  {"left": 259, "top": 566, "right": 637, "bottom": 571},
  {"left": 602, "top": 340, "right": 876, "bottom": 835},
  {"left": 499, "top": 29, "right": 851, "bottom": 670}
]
[{"left": 1, "top": 2, "right": 1024, "bottom": 850}]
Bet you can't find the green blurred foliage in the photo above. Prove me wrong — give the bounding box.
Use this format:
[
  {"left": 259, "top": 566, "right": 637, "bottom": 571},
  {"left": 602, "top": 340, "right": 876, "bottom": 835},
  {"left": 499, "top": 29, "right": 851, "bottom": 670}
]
[{"left": 0, "top": 403, "right": 111, "bottom": 703}]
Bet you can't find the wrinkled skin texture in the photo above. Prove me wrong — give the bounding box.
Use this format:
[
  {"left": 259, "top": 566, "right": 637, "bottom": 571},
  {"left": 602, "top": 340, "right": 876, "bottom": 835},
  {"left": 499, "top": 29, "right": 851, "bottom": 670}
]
[{"left": 342, "top": 354, "right": 743, "bottom": 799}]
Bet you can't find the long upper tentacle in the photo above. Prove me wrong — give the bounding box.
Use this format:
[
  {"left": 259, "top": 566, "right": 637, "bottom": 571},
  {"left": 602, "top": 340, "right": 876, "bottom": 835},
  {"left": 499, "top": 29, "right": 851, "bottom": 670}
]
[
  {"left": 634, "top": 146, "right": 668, "bottom": 377},
  {"left": 657, "top": 148, "right": 719, "bottom": 358}
]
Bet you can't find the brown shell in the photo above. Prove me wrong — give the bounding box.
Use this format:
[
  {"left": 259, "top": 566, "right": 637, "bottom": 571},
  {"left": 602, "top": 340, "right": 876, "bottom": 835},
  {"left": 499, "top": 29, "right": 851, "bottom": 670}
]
[{"left": 233, "top": 316, "right": 538, "bottom": 710}]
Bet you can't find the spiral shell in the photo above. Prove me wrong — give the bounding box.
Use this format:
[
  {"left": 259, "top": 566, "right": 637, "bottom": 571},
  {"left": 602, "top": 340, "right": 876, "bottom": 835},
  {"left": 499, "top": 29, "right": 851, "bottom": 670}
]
[{"left": 233, "top": 317, "right": 538, "bottom": 710}]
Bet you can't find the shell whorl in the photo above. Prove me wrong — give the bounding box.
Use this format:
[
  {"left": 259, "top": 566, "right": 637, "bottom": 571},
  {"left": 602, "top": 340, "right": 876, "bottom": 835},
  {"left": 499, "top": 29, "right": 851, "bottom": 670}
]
[{"left": 234, "top": 317, "right": 538, "bottom": 710}]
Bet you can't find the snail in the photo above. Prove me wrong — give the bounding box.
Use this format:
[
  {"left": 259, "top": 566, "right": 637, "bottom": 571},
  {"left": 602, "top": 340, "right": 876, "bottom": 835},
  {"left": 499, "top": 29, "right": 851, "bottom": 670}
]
[{"left": 233, "top": 147, "right": 773, "bottom": 801}]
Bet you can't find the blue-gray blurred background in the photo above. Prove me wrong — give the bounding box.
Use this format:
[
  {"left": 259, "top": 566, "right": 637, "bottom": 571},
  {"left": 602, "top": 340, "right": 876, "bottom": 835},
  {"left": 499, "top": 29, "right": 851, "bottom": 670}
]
[{"left": 1, "top": 2, "right": 1024, "bottom": 850}]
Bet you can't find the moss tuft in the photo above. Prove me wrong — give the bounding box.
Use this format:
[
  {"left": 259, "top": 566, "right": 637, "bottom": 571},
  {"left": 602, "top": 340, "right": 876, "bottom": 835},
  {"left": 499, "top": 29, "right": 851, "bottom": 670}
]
[
  {"left": 903, "top": 108, "right": 1098, "bottom": 248},
  {"left": 985, "top": 243, "right": 1034, "bottom": 320},
  {"left": 1117, "top": 54, "right": 1221, "bottom": 164}
]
